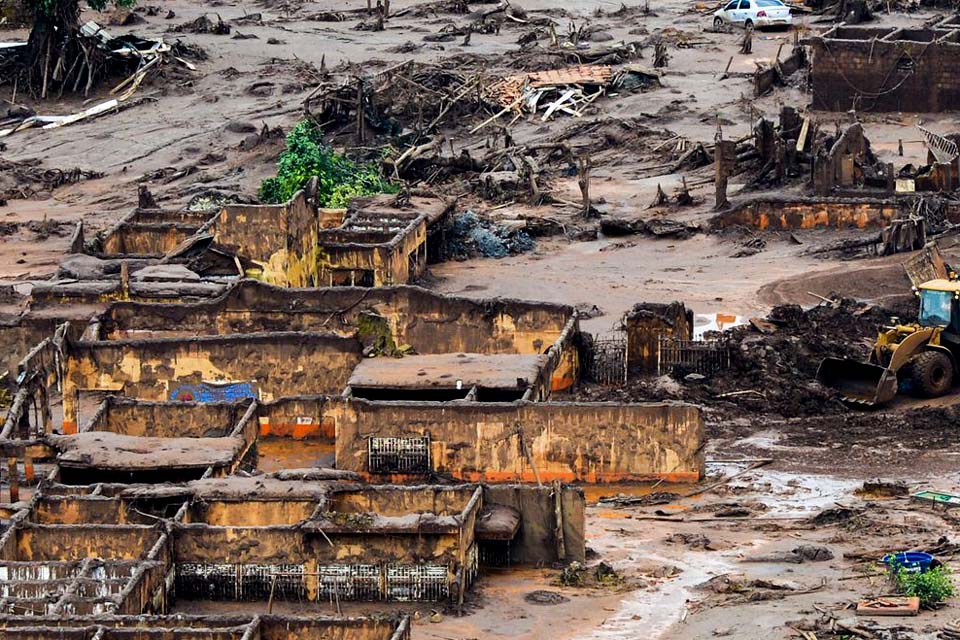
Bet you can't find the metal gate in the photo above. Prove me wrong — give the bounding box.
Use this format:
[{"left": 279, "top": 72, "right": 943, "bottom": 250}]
[
  {"left": 385, "top": 564, "right": 449, "bottom": 601},
  {"left": 585, "top": 332, "right": 627, "bottom": 385},
  {"left": 657, "top": 338, "right": 730, "bottom": 377}
]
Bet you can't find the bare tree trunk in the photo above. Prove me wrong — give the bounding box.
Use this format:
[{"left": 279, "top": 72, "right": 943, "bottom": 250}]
[{"left": 578, "top": 155, "right": 593, "bottom": 218}]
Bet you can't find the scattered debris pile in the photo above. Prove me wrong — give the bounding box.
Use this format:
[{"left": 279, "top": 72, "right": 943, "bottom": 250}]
[
  {"left": 1, "top": 23, "right": 196, "bottom": 136},
  {"left": 481, "top": 64, "right": 660, "bottom": 125},
  {"left": 693, "top": 573, "right": 823, "bottom": 609},
  {"left": 1, "top": 20, "right": 196, "bottom": 103},
  {"left": 580, "top": 296, "right": 916, "bottom": 418},
  {"left": 0, "top": 157, "right": 104, "bottom": 203},
  {"left": 558, "top": 561, "right": 624, "bottom": 588},
  {"left": 441, "top": 210, "right": 535, "bottom": 259},
  {"left": 169, "top": 14, "right": 231, "bottom": 34},
  {"left": 304, "top": 59, "right": 660, "bottom": 147}
]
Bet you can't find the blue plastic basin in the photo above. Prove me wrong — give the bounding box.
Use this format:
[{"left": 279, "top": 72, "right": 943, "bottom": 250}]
[{"left": 882, "top": 551, "right": 934, "bottom": 574}]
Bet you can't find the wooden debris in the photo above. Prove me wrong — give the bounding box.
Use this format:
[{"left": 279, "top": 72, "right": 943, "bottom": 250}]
[{"left": 856, "top": 596, "right": 920, "bottom": 616}]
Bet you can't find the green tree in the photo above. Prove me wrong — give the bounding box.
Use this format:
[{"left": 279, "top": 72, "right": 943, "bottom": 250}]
[{"left": 260, "top": 120, "right": 397, "bottom": 206}]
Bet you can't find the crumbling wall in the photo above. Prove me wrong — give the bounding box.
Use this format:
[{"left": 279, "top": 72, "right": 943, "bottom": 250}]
[
  {"left": 754, "top": 46, "right": 806, "bottom": 96},
  {"left": 483, "top": 485, "right": 585, "bottom": 564},
  {"left": 261, "top": 617, "right": 409, "bottom": 640},
  {"left": 333, "top": 399, "right": 704, "bottom": 483},
  {"left": 329, "top": 486, "right": 475, "bottom": 517},
  {"left": 0, "top": 324, "right": 56, "bottom": 387},
  {"left": 623, "top": 302, "right": 693, "bottom": 374},
  {"left": 62, "top": 334, "right": 361, "bottom": 432},
  {"left": 714, "top": 196, "right": 903, "bottom": 230},
  {"left": 101, "top": 223, "right": 200, "bottom": 256},
  {"left": 213, "top": 189, "right": 320, "bottom": 287},
  {"left": 173, "top": 525, "right": 461, "bottom": 566},
  {"left": 31, "top": 496, "right": 156, "bottom": 525},
  {"left": 100, "top": 281, "right": 575, "bottom": 356},
  {"left": 258, "top": 396, "right": 336, "bottom": 438},
  {"left": 15, "top": 524, "right": 159, "bottom": 561},
  {"left": 810, "top": 29, "right": 960, "bottom": 112},
  {"left": 0, "top": 616, "right": 408, "bottom": 640},
  {"left": 189, "top": 500, "right": 317, "bottom": 526},
  {"left": 130, "top": 208, "right": 218, "bottom": 225},
  {"left": 811, "top": 123, "right": 887, "bottom": 194},
  {"left": 26, "top": 281, "right": 229, "bottom": 312},
  {"left": 89, "top": 398, "right": 246, "bottom": 438}
]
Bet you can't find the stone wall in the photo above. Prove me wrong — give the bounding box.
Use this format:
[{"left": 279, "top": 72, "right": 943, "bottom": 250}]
[
  {"left": 334, "top": 399, "right": 704, "bottom": 483},
  {"left": 100, "top": 281, "right": 575, "bottom": 356},
  {"left": 810, "top": 28, "right": 960, "bottom": 112},
  {"left": 62, "top": 333, "right": 361, "bottom": 432},
  {"left": 714, "top": 197, "right": 903, "bottom": 230},
  {"left": 88, "top": 398, "right": 248, "bottom": 438}
]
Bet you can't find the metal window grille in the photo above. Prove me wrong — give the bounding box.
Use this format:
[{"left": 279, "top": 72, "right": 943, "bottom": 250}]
[
  {"left": 239, "top": 564, "right": 305, "bottom": 601},
  {"left": 175, "top": 563, "right": 237, "bottom": 600},
  {"left": 585, "top": 332, "right": 628, "bottom": 385},
  {"left": 368, "top": 436, "right": 431, "bottom": 473},
  {"left": 385, "top": 564, "right": 449, "bottom": 601},
  {"left": 175, "top": 563, "right": 305, "bottom": 601},
  {"left": 316, "top": 564, "right": 380, "bottom": 601},
  {"left": 657, "top": 338, "right": 730, "bottom": 377}
]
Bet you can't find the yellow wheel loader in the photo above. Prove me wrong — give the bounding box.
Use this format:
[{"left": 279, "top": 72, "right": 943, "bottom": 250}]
[{"left": 817, "top": 279, "right": 960, "bottom": 406}]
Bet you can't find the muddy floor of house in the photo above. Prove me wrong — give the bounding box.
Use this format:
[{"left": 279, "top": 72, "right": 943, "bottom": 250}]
[{"left": 6, "top": 0, "right": 960, "bottom": 635}]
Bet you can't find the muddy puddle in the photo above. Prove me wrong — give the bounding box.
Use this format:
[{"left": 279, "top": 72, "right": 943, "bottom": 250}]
[
  {"left": 578, "top": 467, "right": 862, "bottom": 639},
  {"left": 582, "top": 482, "right": 695, "bottom": 504},
  {"left": 718, "top": 465, "right": 860, "bottom": 517},
  {"left": 578, "top": 551, "right": 733, "bottom": 640}
]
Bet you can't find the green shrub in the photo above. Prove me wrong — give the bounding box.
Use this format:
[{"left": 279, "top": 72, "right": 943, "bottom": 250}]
[
  {"left": 259, "top": 120, "right": 396, "bottom": 206},
  {"left": 889, "top": 564, "right": 955, "bottom": 608}
]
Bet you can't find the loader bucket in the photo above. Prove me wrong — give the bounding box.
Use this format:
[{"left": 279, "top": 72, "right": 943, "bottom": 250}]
[{"left": 816, "top": 358, "right": 898, "bottom": 406}]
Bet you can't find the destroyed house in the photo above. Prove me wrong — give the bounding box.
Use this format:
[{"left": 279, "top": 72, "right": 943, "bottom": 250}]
[
  {"left": 0, "top": 474, "right": 583, "bottom": 612},
  {"left": 808, "top": 19, "right": 960, "bottom": 112},
  {"left": 54, "top": 399, "right": 258, "bottom": 484},
  {"left": 166, "top": 188, "right": 450, "bottom": 288},
  {"left": 79, "top": 186, "right": 451, "bottom": 288},
  {"left": 9, "top": 279, "right": 703, "bottom": 484},
  {"left": 92, "top": 207, "right": 216, "bottom": 258},
  {"left": 0, "top": 615, "right": 411, "bottom": 640}
]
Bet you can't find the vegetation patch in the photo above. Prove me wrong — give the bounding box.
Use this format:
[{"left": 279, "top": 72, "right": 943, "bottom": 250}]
[
  {"left": 888, "top": 563, "right": 955, "bottom": 608},
  {"left": 259, "top": 120, "right": 397, "bottom": 206}
]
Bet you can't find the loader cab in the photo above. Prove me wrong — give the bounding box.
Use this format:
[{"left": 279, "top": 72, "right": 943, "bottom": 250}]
[{"left": 918, "top": 280, "right": 960, "bottom": 333}]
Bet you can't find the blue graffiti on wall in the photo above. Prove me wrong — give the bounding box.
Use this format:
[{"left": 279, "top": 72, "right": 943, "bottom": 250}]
[{"left": 170, "top": 381, "right": 257, "bottom": 403}]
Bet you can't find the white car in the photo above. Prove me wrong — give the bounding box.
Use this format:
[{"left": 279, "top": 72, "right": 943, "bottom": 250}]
[{"left": 713, "top": 0, "right": 793, "bottom": 29}]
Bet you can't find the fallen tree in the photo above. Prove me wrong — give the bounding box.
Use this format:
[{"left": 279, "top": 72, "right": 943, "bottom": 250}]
[{"left": 4, "top": 0, "right": 136, "bottom": 98}]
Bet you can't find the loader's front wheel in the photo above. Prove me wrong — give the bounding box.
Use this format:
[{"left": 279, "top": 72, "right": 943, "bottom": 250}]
[{"left": 905, "top": 351, "right": 954, "bottom": 398}]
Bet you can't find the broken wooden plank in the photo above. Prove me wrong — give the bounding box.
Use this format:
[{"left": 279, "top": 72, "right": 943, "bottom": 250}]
[
  {"left": 541, "top": 89, "right": 577, "bottom": 122},
  {"left": 41, "top": 99, "right": 120, "bottom": 130},
  {"left": 856, "top": 596, "right": 920, "bottom": 617}
]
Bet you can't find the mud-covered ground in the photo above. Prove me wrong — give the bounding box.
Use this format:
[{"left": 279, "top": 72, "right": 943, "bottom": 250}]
[{"left": 6, "top": 0, "right": 960, "bottom": 638}]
